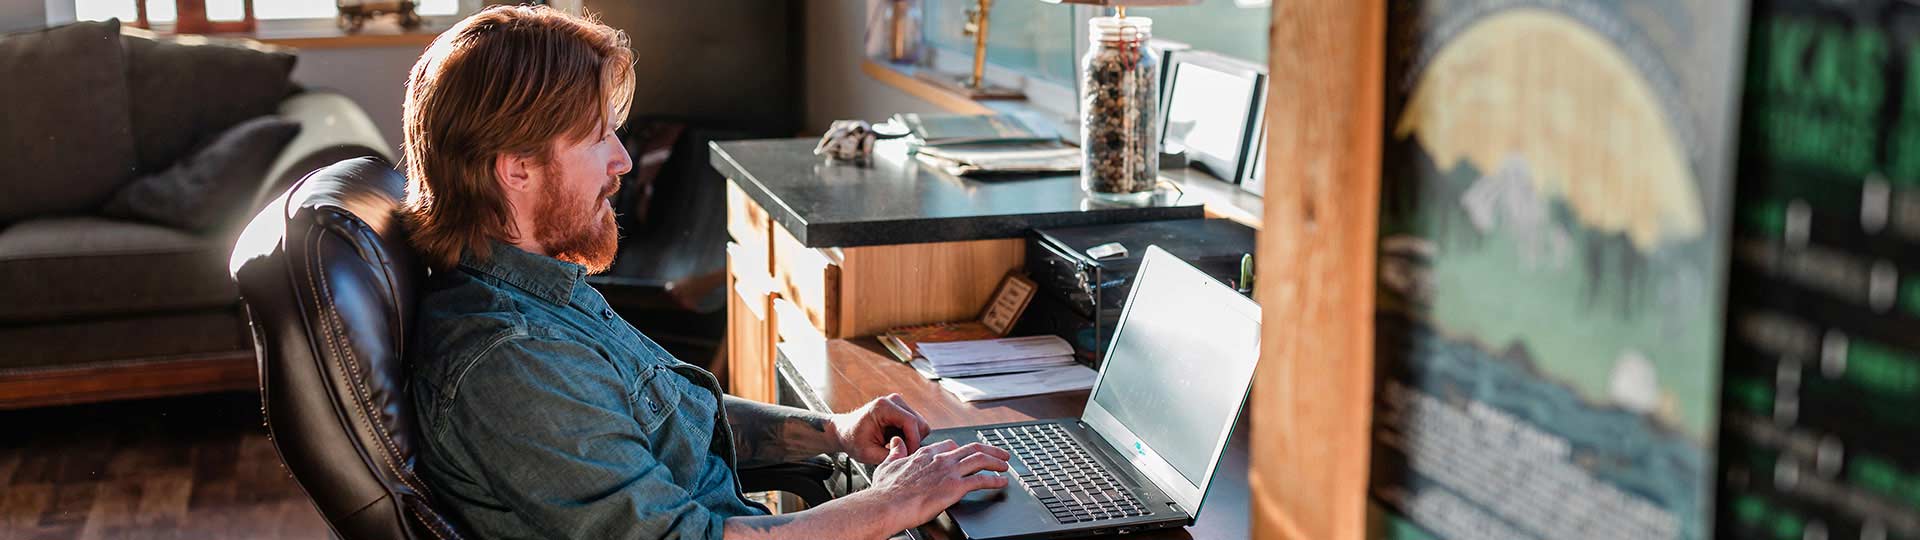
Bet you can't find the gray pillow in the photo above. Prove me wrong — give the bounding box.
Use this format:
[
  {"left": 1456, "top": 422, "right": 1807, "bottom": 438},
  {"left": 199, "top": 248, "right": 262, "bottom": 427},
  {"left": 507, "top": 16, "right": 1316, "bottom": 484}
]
[
  {"left": 0, "top": 19, "right": 138, "bottom": 222},
  {"left": 103, "top": 116, "right": 301, "bottom": 233},
  {"left": 121, "top": 27, "right": 298, "bottom": 175}
]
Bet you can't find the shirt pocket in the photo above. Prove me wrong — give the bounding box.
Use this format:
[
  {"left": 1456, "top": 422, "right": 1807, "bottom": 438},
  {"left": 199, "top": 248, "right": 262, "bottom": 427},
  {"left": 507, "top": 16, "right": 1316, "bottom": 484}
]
[{"left": 629, "top": 364, "right": 683, "bottom": 434}]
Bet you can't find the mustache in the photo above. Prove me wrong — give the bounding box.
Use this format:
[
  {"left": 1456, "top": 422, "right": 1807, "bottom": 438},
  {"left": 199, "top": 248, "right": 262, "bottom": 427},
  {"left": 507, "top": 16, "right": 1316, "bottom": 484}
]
[{"left": 600, "top": 176, "right": 622, "bottom": 199}]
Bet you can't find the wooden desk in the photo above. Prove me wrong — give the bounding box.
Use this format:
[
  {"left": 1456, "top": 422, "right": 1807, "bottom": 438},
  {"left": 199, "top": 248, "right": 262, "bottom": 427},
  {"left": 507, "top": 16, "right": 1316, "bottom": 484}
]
[
  {"left": 715, "top": 138, "right": 1209, "bottom": 404},
  {"left": 775, "top": 339, "right": 1251, "bottom": 540}
]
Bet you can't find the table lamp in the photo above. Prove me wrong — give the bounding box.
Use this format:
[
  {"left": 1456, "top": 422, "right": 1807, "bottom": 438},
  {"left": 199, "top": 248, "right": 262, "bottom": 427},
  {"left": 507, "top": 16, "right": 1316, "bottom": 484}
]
[{"left": 917, "top": 0, "right": 1027, "bottom": 100}]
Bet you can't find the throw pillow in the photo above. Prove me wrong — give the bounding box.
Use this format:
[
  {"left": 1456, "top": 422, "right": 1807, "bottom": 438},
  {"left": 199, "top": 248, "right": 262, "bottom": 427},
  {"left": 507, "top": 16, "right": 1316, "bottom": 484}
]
[
  {"left": 102, "top": 116, "right": 302, "bottom": 233},
  {"left": 121, "top": 26, "right": 298, "bottom": 175},
  {"left": 0, "top": 19, "right": 138, "bottom": 222}
]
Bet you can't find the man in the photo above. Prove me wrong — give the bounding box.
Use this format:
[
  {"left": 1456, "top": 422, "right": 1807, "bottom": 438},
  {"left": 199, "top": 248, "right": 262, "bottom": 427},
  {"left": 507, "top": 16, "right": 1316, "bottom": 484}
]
[{"left": 400, "top": 7, "right": 1009, "bottom": 539}]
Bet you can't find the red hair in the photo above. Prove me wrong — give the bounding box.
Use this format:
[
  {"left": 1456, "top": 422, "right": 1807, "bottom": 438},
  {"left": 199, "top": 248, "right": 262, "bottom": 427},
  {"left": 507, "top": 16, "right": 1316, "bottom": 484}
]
[{"left": 400, "top": 5, "right": 633, "bottom": 270}]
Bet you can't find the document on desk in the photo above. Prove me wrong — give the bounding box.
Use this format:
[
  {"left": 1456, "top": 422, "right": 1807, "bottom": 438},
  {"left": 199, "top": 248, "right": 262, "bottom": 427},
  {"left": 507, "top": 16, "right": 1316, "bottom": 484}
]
[
  {"left": 937, "top": 364, "right": 1098, "bottom": 402},
  {"left": 918, "top": 335, "right": 1074, "bottom": 367},
  {"left": 912, "top": 355, "right": 1078, "bottom": 379}
]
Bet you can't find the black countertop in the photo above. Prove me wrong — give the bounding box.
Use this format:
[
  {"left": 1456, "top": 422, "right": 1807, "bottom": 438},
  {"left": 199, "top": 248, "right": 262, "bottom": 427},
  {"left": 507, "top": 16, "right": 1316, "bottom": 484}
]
[{"left": 710, "top": 138, "right": 1207, "bottom": 248}]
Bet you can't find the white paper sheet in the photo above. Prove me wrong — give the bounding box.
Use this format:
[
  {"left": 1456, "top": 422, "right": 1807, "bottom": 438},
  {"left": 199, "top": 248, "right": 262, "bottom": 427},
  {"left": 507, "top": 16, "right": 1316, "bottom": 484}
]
[
  {"left": 911, "top": 355, "right": 1078, "bottom": 379},
  {"left": 933, "top": 355, "right": 1078, "bottom": 378},
  {"left": 937, "top": 365, "right": 1098, "bottom": 402},
  {"left": 910, "top": 358, "right": 939, "bottom": 380},
  {"left": 919, "top": 335, "right": 1075, "bottom": 368}
]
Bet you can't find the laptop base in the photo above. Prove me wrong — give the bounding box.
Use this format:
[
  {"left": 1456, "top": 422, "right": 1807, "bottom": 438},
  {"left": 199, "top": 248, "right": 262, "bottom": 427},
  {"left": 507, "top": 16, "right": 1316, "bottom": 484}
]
[{"left": 929, "top": 419, "right": 1193, "bottom": 540}]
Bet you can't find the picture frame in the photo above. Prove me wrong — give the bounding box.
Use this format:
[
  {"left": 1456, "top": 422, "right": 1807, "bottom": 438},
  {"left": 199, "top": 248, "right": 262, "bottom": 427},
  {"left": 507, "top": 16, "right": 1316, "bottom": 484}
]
[
  {"left": 1159, "top": 50, "right": 1267, "bottom": 184},
  {"left": 1240, "top": 84, "right": 1269, "bottom": 196},
  {"left": 977, "top": 271, "right": 1038, "bottom": 336}
]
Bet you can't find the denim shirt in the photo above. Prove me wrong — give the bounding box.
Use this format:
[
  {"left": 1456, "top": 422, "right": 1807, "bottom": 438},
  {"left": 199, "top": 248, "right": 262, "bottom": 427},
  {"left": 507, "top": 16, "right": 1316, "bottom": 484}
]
[{"left": 409, "top": 242, "right": 765, "bottom": 540}]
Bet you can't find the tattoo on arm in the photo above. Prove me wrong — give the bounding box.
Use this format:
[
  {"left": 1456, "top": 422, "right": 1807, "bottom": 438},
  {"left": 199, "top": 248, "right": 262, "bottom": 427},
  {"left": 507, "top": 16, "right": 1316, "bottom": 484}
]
[{"left": 723, "top": 396, "right": 838, "bottom": 468}]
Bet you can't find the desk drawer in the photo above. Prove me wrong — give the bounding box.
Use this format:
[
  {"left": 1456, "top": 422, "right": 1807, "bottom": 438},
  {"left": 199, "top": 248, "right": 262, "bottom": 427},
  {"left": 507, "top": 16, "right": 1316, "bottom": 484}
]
[
  {"left": 771, "top": 224, "right": 842, "bottom": 338},
  {"left": 726, "top": 179, "right": 772, "bottom": 276}
]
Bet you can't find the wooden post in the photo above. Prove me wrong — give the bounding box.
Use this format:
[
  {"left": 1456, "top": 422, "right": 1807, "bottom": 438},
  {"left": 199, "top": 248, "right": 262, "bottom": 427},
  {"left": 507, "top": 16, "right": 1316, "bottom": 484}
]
[{"left": 1249, "top": 2, "right": 1384, "bottom": 540}]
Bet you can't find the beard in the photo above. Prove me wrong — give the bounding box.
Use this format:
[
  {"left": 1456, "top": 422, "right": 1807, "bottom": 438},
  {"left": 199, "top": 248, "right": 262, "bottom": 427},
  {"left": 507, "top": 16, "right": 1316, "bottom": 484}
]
[{"left": 533, "top": 167, "right": 621, "bottom": 274}]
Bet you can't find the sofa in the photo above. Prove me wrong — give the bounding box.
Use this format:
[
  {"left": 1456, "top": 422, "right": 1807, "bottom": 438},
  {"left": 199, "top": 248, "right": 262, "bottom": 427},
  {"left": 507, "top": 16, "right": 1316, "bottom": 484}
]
[{"left": 0, "top": 19, "right": 390, "bottom": 408}]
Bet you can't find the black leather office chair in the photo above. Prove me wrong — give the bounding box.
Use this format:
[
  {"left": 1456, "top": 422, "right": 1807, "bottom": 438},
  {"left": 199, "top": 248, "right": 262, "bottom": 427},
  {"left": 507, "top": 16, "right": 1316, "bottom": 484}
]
[{"left": 230, "top": 157, "right": 835, "bottom": 540}]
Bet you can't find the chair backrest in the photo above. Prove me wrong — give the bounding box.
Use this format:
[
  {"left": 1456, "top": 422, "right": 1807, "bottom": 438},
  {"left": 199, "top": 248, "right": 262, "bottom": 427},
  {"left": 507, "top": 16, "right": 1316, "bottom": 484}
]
[{"left": 229, "top": 157, "right": 463, "bottom": 540}]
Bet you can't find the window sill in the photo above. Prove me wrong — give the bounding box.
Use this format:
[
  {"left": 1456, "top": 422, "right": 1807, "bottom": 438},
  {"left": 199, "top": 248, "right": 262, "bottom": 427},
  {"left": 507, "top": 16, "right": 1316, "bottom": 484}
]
[
  {"left": 860, "top": 57, "right": 1078, "bottom": 142},
  {"left": 174, "top": 18, "right": 451, "bottom": 49},
  {"left": 860, "top": 59, "right": 997, "bottom": 115}
]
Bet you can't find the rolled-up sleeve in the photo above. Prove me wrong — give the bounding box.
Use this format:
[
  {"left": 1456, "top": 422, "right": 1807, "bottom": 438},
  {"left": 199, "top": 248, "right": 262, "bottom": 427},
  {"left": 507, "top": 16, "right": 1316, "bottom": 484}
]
[{"left": 442, "top": 336, "right": 724, "bottom": 540}]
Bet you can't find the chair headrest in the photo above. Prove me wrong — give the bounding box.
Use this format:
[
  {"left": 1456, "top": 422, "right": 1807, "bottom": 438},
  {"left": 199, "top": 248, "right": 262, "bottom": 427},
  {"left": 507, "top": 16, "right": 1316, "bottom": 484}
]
[{"left": 230, "top": 157, "right": 461, "bottom": 540}]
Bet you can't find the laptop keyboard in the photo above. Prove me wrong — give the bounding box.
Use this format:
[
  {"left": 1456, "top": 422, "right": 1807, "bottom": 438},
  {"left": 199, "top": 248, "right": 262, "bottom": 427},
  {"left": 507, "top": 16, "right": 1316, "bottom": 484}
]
[{"left": 978, "top": 424, "right": 1150, "bottom": 524}]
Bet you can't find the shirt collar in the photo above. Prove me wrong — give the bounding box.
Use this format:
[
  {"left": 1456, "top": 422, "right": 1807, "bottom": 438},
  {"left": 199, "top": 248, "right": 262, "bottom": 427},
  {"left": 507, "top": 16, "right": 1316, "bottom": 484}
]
[{"left": 458, "top": 240, "right": 585, "bottom": 306}]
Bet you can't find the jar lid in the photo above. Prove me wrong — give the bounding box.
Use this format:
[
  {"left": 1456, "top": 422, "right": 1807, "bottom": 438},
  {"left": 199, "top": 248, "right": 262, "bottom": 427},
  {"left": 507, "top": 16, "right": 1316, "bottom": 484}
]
[{"left": 1089, "top": 16, "right": 1152, "bottom": 41}]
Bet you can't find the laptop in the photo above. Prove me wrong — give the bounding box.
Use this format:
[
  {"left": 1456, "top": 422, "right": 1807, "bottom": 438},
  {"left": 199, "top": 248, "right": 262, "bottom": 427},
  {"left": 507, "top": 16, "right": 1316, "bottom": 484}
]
[{"left": 928, "top": 245, "right": 1262, "bottom": 539}]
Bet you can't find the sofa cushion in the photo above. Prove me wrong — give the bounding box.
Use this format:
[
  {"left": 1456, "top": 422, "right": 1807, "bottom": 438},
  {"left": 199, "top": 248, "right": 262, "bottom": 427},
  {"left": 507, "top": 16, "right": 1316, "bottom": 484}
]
[
  {"left": 121, "top": 27, "right": 298, "bottom": 176},
  {"left": 0, "top": 19, "right": 138, "bottom": 222},
  {"left": 103, "top": 116, "right": 302, "bottom": 232},
  {"left": 0, "top": 308, "right": 247, "bottom": 372},
  {"left": 0, "top": 217, "right": 239, "bottom": 323}
]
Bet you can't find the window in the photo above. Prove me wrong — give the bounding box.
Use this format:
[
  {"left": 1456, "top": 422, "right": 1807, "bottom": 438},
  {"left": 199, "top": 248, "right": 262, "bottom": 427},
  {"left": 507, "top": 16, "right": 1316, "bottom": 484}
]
[
  {"left": 1129, "top": 0, "right": 1269, "bottom": 65},
  {"left": 906, "top": 0, "right": 1269, "bottom": 117},
  {"left": 914, "top": 0, "right": 1268, "bottom": 84},
  {"left": 75, "top": 0, "right": 459, "bottom": 25},
  {"left": 922, "top": 0, "right": 1077, "bottom": 85}
]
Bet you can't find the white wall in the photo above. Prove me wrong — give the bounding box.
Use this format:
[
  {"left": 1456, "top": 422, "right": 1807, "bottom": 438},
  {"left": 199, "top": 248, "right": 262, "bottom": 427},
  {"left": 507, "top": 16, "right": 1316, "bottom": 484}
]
[
  {"left": 801, "top": 1, "right": 943, "bottom": 134},
  {"left": 291, "top": 45, "right": 423, "bottom": 158},
  {"left": 42, "top": 0, "right": 70, "bottom": 26},
  {"left": 2, "top": 0, "right": 47, "bottom": 33}
]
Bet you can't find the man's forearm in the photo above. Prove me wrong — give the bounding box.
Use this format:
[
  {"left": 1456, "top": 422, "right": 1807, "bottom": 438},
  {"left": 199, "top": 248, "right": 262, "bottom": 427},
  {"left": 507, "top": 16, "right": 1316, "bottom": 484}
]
[
  {"left": 723, "top": 490, "right": 896, "bottom": 540},
  {"left": 722, "top": 396, "right": 839, "bottom": 468}
]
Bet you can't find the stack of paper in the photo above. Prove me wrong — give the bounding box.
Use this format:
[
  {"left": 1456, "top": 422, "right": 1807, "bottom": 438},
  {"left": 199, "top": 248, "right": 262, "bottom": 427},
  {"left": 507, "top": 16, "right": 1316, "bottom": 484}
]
[
  {"left": 917, "top": 335, "right": 1076, "bottom": 378},
  {"left": 937, "top": 365, "right": 1099, "bottom": 402},
  {"left": 902, "top": 335, "right": 1099, "bottom": 402},
  {"left": 913, "top": 142, "right": 1081, "bottom": 176}
]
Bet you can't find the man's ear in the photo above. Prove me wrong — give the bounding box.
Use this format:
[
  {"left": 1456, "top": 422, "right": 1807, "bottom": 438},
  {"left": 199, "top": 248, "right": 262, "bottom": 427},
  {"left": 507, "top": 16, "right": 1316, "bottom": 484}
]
[{"left": 493, "top": 152, "right": 538, "bottom": 193}]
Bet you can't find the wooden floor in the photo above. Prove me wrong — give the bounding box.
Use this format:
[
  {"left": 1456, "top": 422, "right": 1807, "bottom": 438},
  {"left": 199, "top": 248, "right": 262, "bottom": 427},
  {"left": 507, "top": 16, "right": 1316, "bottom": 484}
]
[{"left": 0, "top": 392, "right": 330, "bottom": 540}]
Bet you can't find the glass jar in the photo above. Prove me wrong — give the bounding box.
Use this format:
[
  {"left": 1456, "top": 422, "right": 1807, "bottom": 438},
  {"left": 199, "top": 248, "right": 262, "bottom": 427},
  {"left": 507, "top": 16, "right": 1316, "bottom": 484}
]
[{"left": 1080, "top": 16, "right": 1159, "bottom": 204}]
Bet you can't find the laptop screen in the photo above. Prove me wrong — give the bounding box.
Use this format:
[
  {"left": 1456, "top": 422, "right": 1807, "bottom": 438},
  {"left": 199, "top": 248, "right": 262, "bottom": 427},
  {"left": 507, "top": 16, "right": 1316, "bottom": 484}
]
[{"left": 1087, "top": 250, "right": 1261, "bottom": 488}]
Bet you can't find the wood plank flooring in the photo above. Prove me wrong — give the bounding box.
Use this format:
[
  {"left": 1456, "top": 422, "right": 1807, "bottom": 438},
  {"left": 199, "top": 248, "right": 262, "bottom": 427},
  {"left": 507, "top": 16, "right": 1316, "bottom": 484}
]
[{"left": 0, "top": 392, "right": 329, "bottom": 539}]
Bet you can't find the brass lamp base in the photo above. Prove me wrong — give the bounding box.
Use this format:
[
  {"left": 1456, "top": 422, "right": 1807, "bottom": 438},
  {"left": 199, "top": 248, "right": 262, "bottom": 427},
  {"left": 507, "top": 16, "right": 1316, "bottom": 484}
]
[{"left": 915, "top": 71, "right": 1027, "bottom": 100}]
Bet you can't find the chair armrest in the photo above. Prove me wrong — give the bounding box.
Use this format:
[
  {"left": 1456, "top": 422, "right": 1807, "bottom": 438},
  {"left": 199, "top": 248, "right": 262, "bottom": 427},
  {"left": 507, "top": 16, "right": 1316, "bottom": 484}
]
[
  {"left": 738, "top": 454, "right": 842, "bottom": 506},
  {"left": 243, "top": 91, "right": 394, "bottom": 215}
]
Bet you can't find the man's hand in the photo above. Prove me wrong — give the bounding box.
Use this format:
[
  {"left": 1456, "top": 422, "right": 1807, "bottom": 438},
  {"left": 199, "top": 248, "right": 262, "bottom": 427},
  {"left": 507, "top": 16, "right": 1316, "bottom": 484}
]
[
  {"left": 830, "top": 393, "right": 932, "bottom": 464},
  {"left": 723, "top": 437, "right": 1013, "bottom": 540},
  {"left": 868, "top": 437, "right": 1012, "bottom": 531}
]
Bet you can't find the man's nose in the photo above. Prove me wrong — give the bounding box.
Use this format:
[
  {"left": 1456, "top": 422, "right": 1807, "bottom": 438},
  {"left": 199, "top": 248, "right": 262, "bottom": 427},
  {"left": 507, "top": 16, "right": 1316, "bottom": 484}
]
[{"left": 610, "top": 139, "right": 633, "bottom": 177}]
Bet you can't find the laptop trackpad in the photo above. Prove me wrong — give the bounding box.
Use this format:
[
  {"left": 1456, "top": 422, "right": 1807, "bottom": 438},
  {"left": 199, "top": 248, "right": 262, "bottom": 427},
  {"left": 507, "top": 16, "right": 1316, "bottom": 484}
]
[{"left": 957, "top": 471, "right": 1009, "bottom": 503}]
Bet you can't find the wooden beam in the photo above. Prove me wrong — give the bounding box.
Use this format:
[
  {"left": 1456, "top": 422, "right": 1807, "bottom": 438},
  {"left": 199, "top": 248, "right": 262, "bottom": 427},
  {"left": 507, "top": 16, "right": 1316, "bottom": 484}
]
[{"left": 1249, "top": 2, "right": 1384, "bottom": 540}]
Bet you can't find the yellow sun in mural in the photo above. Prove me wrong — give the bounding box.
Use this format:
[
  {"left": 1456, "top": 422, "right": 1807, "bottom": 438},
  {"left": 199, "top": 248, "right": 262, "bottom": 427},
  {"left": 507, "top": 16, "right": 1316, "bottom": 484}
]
[{"left": 1395, "top": 9, "right": 1705, "bottom": 253}]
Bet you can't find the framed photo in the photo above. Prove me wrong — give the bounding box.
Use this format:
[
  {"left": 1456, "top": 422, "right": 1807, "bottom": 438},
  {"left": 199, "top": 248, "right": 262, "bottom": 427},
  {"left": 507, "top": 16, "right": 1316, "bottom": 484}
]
[
  {"left": 1241, "top": 121, "right": 1266, "bottom": 196},
  {"left": 1159, "top": 51, "right": 1267, "bottom": 184},
  {"left": 1240, "top": 83, "right": 1269, "bottom": 196},
  {"left": 977, "top": 271, "right": 1038, "bottom": 336}
]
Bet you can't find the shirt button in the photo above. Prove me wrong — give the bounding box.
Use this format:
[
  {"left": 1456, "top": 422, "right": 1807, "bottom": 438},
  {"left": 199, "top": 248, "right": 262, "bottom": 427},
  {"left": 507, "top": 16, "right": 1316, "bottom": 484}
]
[{"left": 601, "top": 307, "right": 616, "bottom": 319}]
